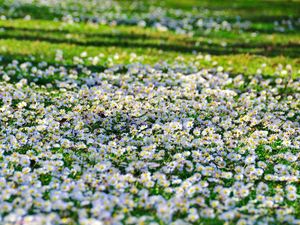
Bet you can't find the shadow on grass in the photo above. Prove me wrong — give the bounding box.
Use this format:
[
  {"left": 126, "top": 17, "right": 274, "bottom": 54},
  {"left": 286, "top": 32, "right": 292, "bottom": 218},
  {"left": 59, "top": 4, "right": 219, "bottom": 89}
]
[
  {"left": 1, "top": 1, "right": 300, "bottom": 34},
  {"left": 0, "top": 27, "right": 299, "bottom": 57},
  {"left": 0, "top": 3, "right": 61, "bottom": 20},
  {"left": 2, "top": 26, "right": 171, "bottom": 41}
]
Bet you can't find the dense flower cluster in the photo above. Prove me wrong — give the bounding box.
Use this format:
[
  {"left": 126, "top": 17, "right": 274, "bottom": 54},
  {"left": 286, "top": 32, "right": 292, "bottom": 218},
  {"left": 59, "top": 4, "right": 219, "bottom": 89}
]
[
  {"left": 0, "top": 59, "right": 299, "bottom": 225},
  {"left": 2, "top": 0, "right": 299, "bottom": 35}
]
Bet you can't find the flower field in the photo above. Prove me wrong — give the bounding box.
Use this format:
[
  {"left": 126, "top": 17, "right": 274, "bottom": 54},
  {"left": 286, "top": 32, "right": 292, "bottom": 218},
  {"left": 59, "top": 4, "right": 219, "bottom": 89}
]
[{"left": 0, "top": 1, "right": 299, "bottom": 225}]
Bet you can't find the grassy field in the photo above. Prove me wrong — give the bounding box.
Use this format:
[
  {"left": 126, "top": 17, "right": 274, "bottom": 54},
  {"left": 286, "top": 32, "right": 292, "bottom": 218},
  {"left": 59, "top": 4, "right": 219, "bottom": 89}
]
[
  {"left": 0, "top": 1, "right": 299, "bottom": 225},
  {"left": 0, "top": 0, "right": 299, "bottom": 76}
]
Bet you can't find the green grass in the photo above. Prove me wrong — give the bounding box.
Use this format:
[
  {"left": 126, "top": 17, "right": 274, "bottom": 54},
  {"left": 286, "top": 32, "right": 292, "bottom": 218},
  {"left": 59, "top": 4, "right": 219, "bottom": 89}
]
[
  {"left": 0, "top": 19, "right": 299, "bottom": 77},
  {"left": 0, "top": 0, "right": 299, "bottom": 77},
  {"left": 161, "top": 0, "right": 300, "bottom": 18}
]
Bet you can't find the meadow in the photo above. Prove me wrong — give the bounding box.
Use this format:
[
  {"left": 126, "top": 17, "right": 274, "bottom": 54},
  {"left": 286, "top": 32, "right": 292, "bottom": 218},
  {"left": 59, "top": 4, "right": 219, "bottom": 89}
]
[{"left": 0, "top": 0, "right": 299, "bottom": 225}]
